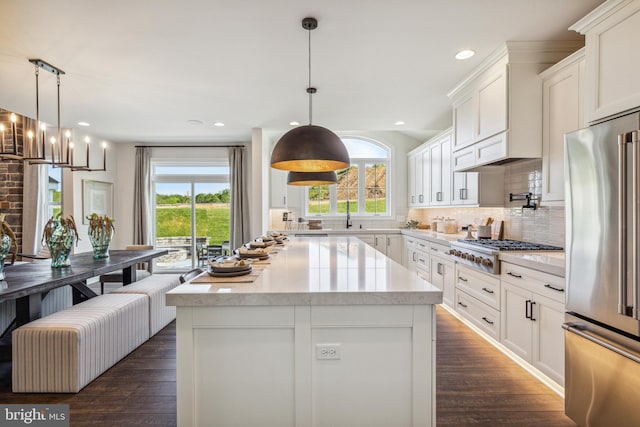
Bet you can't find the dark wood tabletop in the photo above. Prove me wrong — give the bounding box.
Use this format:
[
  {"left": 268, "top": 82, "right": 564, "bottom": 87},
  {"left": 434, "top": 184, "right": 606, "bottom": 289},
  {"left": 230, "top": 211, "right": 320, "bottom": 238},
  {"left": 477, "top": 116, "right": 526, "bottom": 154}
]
[{"left": 0, "top": 249, "right": 168, "bottom": 328}]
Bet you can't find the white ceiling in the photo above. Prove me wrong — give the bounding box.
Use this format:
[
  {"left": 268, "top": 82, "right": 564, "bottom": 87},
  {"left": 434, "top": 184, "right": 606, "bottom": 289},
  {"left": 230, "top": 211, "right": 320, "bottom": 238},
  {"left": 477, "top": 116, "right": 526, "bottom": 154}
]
[{"left": 0, "top": 0, "right": 604, "bottom": 145}]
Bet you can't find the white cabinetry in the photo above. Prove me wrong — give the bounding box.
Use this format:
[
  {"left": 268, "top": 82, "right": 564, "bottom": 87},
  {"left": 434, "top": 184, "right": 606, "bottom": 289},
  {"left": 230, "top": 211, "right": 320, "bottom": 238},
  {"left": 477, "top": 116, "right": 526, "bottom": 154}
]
[
  {"left": 402, "top": 235, "right": 430, "bottom": 281},
  {"left": 571, "top": 0, "right": 640, "bottom": 122},
  {"left": 429, "top": 131, "right": 452, "bottom": 206},
  {"left": 429, "top": 243, "right": 454, "bottom": 308},
  {"left": 361, "top": 233, "right": 403, "bottom": 265},
  {"left": 540, "top": 48, "right": 585, "bottom": 203},
  {"left": 448, "top": 42, "right": 580, "bottom": 171},
  {"left": 500, "top": 262, "right": 565, "bottom": 386},
  {"left": 407, "top": 149, "right": 428, "bottom": 207},
  {"left": 271, "top": 168, "right": 289, "bottom": 208},
  {"left": 454, "top": 265, "right": 501, "bottom": 340}
]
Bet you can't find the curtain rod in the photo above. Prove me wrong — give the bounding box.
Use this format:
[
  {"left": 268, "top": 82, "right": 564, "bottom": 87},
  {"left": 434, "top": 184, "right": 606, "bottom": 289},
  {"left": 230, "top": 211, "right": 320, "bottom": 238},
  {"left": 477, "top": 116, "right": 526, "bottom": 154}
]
[{"left": 134, "top": 144, "right": 245, "bottom": 148}]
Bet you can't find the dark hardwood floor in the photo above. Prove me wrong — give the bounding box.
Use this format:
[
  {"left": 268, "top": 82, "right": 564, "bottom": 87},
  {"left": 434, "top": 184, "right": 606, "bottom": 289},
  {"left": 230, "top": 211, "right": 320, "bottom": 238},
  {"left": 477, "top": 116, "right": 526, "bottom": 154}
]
[{"left": 0, "top": 306, "right": 575, "bottom": 426}]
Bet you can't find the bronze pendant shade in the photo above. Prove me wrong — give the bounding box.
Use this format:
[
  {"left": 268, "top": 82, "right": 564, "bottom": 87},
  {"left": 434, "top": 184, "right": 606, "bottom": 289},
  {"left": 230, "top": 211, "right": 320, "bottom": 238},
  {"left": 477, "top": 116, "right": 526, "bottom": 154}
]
[
  {"left": 272, "top": 125, "right": 349, "bottom": 172},
  {"left": 287, "top": 170, "right": 337, "bottom": 186},
  {"left": 270, "top": 17, "right": 350, "bottom": 173}
]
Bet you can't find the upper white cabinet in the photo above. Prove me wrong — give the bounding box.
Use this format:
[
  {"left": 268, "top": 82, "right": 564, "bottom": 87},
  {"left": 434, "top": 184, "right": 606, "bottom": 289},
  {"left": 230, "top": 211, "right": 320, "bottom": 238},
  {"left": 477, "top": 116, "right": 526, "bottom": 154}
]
[
  {"left": 407, "top": 148, "right": 428, "bottom": 207},
  {"left": 429, "top": 131, "right": 452, "bottom": 206},
  {"left": 448, "top": 42, "right": 582, "bottom": 172},
  {"left": 270, "top": 168, "right": 289, "bottom": 208},
  {"left": 570, "top": 0, "right": 640, "bottom": 123},
  {"left": 540, "top": 48, "right": 585, "bottom": 203}
]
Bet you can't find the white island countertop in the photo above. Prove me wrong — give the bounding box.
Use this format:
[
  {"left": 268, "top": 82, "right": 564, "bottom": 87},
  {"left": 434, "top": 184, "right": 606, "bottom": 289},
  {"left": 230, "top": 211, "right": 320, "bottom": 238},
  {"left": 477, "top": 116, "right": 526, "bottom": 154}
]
[{"left": 166, "top": 236, "right": 442, "bottom": 307}]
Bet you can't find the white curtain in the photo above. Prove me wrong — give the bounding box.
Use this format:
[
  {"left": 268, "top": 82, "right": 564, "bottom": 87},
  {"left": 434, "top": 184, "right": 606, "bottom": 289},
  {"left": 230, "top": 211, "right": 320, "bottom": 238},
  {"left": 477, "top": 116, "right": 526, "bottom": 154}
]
[
  {"left": 228, "top": 147, "right": 251, "bottom": 250},
  {"left": 133, "top": 147, "right": 151, "bottom": 245},
  {"left": 21, "top": 163, "right": 48, "bottom": 255}
]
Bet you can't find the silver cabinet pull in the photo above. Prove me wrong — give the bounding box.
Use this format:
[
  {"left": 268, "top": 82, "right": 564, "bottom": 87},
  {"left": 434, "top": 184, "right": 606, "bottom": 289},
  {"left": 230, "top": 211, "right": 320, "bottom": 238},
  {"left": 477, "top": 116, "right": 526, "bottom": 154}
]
[
  {"left": 387, "top": 237, "right": 390, "bottom": 246},
  {"left": 544, "top": 284, "right": 564, "bottom": 293},
  {"left": 412, "top": 252, "right": 417, "bottom": 262},
  {"left": 437, "top": 262, "right": 443, "bottom": 275},
  {"left": 460, "top": 188, "right": 468, "bottom": 200},
  {"left": 419, "top": 195, "right": 423, "bottom": 203},
  {"left": 619, "top": 132, "right": 629, "bottom": 316}
]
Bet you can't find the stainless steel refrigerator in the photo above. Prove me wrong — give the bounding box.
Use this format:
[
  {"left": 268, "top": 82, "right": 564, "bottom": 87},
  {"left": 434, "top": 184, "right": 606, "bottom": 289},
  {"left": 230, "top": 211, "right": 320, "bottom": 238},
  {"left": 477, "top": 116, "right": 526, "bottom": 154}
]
[{"left": 564, "top": 110, "right": 640, "bottom": 427}]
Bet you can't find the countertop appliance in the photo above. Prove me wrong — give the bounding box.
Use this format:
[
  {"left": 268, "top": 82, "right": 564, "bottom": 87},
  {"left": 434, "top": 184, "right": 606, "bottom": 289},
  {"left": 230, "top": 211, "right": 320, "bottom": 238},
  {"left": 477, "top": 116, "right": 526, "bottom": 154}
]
[
  {"left": 564, "top": 110, "right": 640, "bottom": 427},
  {"left": 449, "top": 239, "right": 562, "bottom": 274}
]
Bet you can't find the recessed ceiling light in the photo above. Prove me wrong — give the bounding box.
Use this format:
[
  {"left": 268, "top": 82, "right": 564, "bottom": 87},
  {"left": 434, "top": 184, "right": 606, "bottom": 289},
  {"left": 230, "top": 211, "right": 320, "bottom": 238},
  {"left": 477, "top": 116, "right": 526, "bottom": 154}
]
[
  {"left": 77, "top": 121, "right": 90, "bottom": 127},
  {"left": 394, "top": 121, "right": 405, "bottom": 126},
  {"left": 213, "top": 122, "right": 225, "bottom": 127},
  {"left": 455, "top": 49, "right": 475, "bottom": 60},
  {"left": 289, "top": 121, "right": 300, "bottom": 126},
  {"left": 187, "top": 119, "right": 203, "bottom": 125}
]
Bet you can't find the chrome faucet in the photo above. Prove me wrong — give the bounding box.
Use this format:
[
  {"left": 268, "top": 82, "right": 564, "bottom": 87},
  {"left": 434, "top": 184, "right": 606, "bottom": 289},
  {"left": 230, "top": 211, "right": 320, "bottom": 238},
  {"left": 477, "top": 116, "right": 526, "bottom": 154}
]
[{"left": 346, "top": 200, "right": 353, "bottom": 229}]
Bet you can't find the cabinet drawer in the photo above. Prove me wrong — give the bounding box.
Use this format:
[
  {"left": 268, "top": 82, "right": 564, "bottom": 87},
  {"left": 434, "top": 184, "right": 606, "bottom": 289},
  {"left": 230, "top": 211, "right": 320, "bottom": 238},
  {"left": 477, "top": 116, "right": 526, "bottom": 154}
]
[
  {"left": 415, "top": 251, "right": 429, "bottom": 270},
  {"left": 456, "top": 265, "right": 501, "bottom": 310},
  {"left": 501, "top": 262, "right": 565, "bottom": 303},
  {"left": 416, "top": 266, "right": 430, "bottom": 282},
  {"left": 455, "top": 289, "right": 500, "bottom": 340},
  {"left": 430, "top": 242, "right": 451, "bottom": 258},
  {"left": 453, "top": 146, "right": 475, "bottom": 171}
]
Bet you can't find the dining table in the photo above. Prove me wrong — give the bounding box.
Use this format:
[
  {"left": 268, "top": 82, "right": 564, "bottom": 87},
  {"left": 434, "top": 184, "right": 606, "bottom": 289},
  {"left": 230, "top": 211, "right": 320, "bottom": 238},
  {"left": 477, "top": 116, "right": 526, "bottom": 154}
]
[{"left": 0, "top": 249, "right": 168, "bottom": 329}]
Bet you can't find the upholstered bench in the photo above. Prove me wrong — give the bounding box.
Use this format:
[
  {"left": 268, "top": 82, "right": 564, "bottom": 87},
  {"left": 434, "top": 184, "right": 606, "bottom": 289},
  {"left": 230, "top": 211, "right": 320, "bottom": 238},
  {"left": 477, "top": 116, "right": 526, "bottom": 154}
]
[
  {"left": 111, "top": 273, "right": 181, "bottom": 336},
  {"left": 12, "top": 293, "right": 149, "bottom": 393}
]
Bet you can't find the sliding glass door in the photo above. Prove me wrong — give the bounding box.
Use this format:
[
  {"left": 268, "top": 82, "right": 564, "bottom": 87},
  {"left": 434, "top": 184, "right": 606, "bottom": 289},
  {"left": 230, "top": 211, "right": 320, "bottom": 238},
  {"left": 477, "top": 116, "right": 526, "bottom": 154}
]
[{"left": 152, "top": 163, "right": 230, "bottom": 272}]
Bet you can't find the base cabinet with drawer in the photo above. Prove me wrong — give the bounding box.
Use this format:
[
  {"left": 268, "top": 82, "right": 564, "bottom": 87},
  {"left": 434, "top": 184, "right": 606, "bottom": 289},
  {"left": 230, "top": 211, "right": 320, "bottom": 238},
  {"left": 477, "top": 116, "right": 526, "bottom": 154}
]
[
  {"left": 454, "top": 265, "right": 501, "bottom": 340},
  {"left": 500, "top": 262, "right": 565, "bottom": 386}
]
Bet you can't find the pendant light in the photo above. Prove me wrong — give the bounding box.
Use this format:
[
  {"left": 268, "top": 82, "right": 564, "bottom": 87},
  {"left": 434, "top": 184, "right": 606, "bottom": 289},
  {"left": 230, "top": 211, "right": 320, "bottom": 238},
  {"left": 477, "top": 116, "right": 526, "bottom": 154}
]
[
  {"left": 270, "top": 17, "right": 350, "bottom": 173},
  {"left": 287, "top": 170, "right": 337, "bottom": 186}
]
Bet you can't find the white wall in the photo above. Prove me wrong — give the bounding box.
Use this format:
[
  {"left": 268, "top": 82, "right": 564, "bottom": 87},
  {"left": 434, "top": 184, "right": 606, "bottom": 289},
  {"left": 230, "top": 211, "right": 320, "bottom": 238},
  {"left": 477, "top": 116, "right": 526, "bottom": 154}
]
[{"left": 62, "top": 129, "right": 119, "bottom": 254}]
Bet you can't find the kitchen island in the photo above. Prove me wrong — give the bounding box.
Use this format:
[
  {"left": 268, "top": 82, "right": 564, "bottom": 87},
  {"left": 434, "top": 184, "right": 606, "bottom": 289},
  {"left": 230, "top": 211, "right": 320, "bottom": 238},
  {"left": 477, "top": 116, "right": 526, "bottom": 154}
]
[{"left": 166, "top": 236, "right": 442, "bottom": 427}]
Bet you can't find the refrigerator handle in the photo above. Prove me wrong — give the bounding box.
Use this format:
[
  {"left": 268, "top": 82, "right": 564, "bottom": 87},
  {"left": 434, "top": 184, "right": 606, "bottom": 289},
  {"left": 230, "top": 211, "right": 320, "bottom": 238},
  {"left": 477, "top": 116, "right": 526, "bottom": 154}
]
[
  {"left": 619, "top": 133, "right": 629, "bottom": 316},
  {"left": 633, "top": 131, "right": 639, "bottom": 320},
  {"left": 563, "top": 322, "right": 640, "bottom": 364}
]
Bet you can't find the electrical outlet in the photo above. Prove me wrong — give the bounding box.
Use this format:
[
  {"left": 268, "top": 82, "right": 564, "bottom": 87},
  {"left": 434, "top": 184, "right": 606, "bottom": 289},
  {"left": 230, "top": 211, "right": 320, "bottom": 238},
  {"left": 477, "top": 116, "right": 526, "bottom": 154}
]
[{"left": 316, "top": 343, "right": 341, "bottom": 360}]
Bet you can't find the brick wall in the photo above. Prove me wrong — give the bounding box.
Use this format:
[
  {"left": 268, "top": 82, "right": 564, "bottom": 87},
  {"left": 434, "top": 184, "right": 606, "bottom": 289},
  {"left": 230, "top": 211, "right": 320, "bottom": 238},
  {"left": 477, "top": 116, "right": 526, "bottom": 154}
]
[{"left": 0, "top": 109, "right": 25, "bottom": 252}]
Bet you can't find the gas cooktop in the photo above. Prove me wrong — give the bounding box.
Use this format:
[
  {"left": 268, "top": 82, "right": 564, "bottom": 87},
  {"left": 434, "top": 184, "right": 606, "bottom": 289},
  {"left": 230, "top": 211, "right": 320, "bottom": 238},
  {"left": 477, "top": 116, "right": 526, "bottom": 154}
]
[{"left": 457, "top": 239, "right": 563, "bottom": 251}]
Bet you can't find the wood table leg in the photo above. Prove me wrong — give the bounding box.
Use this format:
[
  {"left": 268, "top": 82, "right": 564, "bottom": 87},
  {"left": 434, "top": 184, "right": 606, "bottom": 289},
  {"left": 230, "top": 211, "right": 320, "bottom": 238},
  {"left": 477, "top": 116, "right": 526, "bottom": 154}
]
[{"left": 71, "top": 281, "right": 98, "bottom": 304}]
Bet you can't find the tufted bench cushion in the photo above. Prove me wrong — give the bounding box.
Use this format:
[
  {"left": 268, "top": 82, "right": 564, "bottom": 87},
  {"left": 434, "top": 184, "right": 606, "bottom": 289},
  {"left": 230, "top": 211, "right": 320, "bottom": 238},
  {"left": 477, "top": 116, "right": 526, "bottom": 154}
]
[
  {"left": 111, "top": 274, "right": 181, "bottom": 336},
  {"left": 12, "top": 293, "right": 149, "bottom": 393}
]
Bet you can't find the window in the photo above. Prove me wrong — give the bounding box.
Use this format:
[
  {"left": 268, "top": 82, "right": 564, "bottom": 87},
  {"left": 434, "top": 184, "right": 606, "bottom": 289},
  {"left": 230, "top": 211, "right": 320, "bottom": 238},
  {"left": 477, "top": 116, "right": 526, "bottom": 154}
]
[
  {"left": 152, "top": 162, "right": 230, "bottom": 271},
  {"left": 306, "top": 137, "right": 390, "bottom": 217},
  {"left": 47, "top": 165, "right": 62, "bottom": 218}
]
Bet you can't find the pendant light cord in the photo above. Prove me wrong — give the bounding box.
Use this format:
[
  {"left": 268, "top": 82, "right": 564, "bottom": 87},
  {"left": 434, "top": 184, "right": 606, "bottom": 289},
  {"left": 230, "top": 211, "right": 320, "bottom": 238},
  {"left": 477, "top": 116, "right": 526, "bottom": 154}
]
[{"left": 308, "top": 26, "right": 313, "bottom": 125}]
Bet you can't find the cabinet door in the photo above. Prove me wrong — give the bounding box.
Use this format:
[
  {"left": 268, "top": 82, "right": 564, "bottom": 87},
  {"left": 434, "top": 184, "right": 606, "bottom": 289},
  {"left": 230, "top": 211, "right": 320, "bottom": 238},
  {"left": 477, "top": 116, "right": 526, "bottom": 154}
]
[
  {"left": 542, "top": 58, "right": 583, "bottom": 203},
  {"left": 453, "top": 95, "right": 475, "bottom": 150},
  {"left": 359, "top": 234, "right": 376, "bottom": 248},
  {"left": 476, "top": 63, "right": 507, "bottom": 141},
  {"left": 429, "top": 135, "right": 451, "bottom": 206},
  {"left": 407, "top": 154, "right": 416, "bottom": 206},
  {"left": 532, "top": 293, "right": 565, "bottom": 386},
  {"left": 385, "top": 234, "right": 403, "bottom": 265},
  {"left": 500, "top": 282, "right": 532, "bottom": 362},
  {"left": 270, "top": 168, "right": 288, "bottom": 208},
  {"left": 373, "top": 234, "right": 387, "bottom": 255},
  {"left": 580, "top": 1, "right": 640, "bottom": 122},
  {"left": 418, "top": 149, "right": 428, "bottom": 206},
  {"left": 429, "top": 142, "right": 442, "bottom": 205},
  {"left": 431, "top": 256, "right": 454, "bottom": 308}
]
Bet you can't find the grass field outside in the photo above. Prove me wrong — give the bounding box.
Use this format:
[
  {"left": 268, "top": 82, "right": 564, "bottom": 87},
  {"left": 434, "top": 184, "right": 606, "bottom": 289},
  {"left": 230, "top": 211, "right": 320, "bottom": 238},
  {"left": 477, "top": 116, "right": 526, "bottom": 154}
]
[
  {"left": 155, "top": 203, "right": 230, "bottom": 244},
  {"left": 308, "top": 199, "right": 387, "bottom": 214}
]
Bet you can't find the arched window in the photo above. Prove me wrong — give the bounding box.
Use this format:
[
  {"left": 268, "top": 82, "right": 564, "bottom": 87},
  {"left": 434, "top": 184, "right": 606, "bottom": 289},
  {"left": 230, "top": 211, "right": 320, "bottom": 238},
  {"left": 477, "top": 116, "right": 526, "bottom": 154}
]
[{"left": 306, "top": 137, "right": 390, "bottom": 217}]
